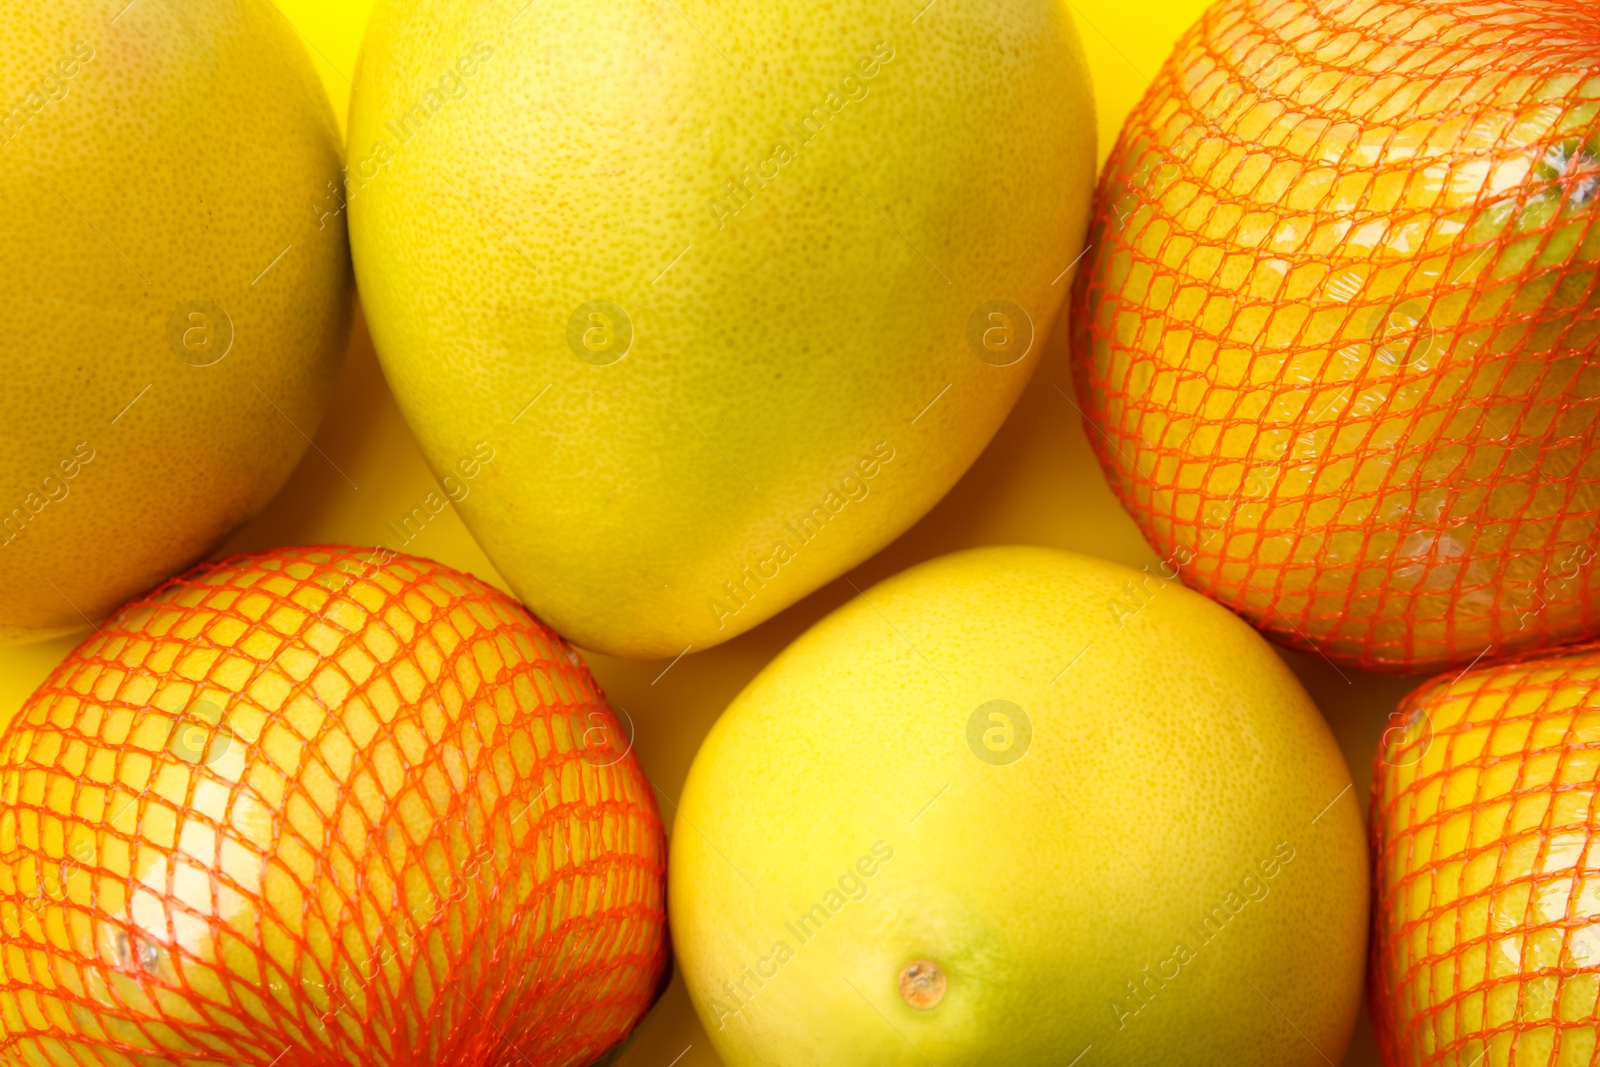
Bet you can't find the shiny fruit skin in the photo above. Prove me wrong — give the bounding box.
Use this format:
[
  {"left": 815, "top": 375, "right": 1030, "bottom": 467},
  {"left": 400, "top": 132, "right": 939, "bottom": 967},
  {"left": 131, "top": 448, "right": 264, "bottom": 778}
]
[
  {"left": 1072, "top": 0, "right": 1600, "bottom": 673},
  {"left": 671, "top": 545, "right": 1366, "bottom": 1067},
  {"left": 347, "top": 0, "right": 1096, "bottom": 658},
  {"left": 0, "top": 0, "right": 353, "bottom": 643},
  {"left": 0, "top": 546, "right": 668, "bottom": 1067},
  {"left": 1372, "top": 643, "right": 1600, "bottom": 1067}
]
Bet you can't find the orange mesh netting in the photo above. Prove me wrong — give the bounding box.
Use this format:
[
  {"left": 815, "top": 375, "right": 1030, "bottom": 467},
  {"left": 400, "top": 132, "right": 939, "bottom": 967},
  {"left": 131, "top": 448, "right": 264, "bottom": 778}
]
[
  {"left": 1071, "top": 0, "right": 1600, "bottom": 673},
  {"left": 0, "top": 545, "right": 668, "bottom": 1067},
  {"left": 1371, "top": 642, "right": 1600, "bottom": 1066}
]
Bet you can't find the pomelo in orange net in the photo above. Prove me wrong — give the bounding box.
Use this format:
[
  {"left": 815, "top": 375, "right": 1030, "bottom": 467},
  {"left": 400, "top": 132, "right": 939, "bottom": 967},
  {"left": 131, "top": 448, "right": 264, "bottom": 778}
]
[
  {"left": 1371, "top": 642, "right": 1600, "bottom": 1066},
  {"left": 1072, "top": 0, "right": 1600, "bottom": 673},
  {"left": 0, "top": 545, "right": 668, "bottom": 1066}
]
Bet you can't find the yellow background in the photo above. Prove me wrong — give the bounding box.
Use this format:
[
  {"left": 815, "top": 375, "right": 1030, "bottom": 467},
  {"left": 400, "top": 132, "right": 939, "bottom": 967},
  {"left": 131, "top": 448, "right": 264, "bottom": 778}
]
[{"left": 0, "top": 1, "right": 1408, "bottom": 1063}]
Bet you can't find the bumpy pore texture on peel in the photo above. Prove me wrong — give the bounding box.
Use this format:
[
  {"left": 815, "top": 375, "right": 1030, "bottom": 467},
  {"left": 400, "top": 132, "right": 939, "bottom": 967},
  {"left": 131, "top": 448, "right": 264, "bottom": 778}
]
[
  {"left": 1372, "top": 642, "right": 1600, "bottom": 1067},
  {"left": 348, "top": 0, "right": 1096, "bottom": 658},
  {"left": 0, "top": 546, "right": 668, "bottom": 1067},
  {"left": 1073, "top": 0, "right": 1600, "bottom": 674},
  {"left": 0, "top": 0, "right": 353, "bottom": 643},
  {"left": 670, "top": 545, "right": 1367, "bottom": 1067}
]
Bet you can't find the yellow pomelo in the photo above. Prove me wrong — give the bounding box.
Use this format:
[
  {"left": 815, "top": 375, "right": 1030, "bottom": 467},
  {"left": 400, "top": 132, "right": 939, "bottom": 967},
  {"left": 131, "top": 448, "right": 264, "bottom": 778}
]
[
  {"left": 1372, "top": 643, "right": 1600, "bottom": 1066},
  {"left": 0, "top": 0, "right": 353, "bottom": 643},
  {"left": 671, "top": 545, "right": 1367, "bottom": 1066},
  {"left": 347, "top": 0, "right": 1097, "bottom": 658}
]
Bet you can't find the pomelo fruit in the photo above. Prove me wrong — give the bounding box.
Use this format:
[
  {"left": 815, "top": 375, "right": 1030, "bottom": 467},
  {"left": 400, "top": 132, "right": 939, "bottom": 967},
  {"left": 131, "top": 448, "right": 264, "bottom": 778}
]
[
  {"left": 670, "top": 545, "right": 1366, "bottom": 1066},
  {"left": 1072, "top": 0, "right": 1600, "bottom": 673},
  {"left": 347, "top": 0, "right": 1097, "bottom": 659},
  {"left": 1372, "top": 642, "right": 1600, "bottom": 1067},
  {"left": 0, "top": 546, "right": 668, "bottom": 1065},
  {"left": 0, "top": 0, "right": 353, "bottom": 645}
]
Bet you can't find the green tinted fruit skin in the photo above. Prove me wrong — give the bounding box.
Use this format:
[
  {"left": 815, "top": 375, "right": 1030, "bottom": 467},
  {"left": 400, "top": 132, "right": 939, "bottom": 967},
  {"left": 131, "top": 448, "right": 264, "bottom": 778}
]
[
  {"left": 671, "top": 546, "right": 1368, "bottom": 1066},
  {"left": 0, "top": 0, "right": 352, "bottom": 642},
  {"left": 347, "top": 0, "right": 1097, "bottom": 658}
]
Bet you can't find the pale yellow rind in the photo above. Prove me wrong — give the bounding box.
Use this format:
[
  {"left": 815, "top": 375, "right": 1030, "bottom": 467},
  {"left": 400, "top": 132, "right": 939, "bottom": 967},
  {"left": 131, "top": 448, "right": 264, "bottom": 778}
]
[
  {"left": 348, "top": 0, "right": 1097, "bottom": 658},
  {"left": 672, "top": 545, "right": 1367, "bottom": 1066},
  {"left": 0, "top": 0, "right": 353, "bottom": 642}
]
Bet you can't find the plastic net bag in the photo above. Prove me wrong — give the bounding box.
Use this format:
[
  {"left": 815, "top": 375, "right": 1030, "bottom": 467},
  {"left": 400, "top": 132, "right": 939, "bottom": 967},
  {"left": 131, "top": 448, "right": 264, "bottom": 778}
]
[
  {"left": 1072, "top": 0, "right": 1600, "bottom": 673},
  {"left": 1372, "top": 641, "right": 1600, "bottom": 1065},
  {"left": 0, "top": 545, "right": 667, "bottom": 1066}
]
